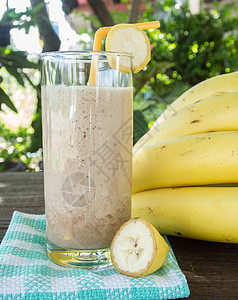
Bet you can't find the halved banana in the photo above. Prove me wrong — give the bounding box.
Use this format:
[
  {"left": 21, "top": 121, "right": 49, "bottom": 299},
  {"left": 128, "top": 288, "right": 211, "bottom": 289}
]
[
  {"left": 110, "top": 217, "right": 169, "bottom": 277},
  {"left": 105, "top": 24, "right": 151, "bottom": 73}
]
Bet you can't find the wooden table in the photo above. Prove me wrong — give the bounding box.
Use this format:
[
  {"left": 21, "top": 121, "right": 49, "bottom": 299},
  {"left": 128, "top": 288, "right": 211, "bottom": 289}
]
[{"left": 0, "top": 172, "right": 237, "bottom": 299}]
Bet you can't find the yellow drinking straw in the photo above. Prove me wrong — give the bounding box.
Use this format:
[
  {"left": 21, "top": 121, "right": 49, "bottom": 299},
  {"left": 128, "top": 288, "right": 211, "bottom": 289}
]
[{"left": 88, "top": 21, "right": 160, "bottom": 86}]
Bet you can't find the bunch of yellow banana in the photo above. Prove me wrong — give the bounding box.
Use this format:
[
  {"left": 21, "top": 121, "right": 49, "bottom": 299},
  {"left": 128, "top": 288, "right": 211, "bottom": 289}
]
[
  {"left": 132, "top": 71, "right": 238, "bottom": 243},
  {"left": 152, "top": 71, "right": 238, "bottom": 126}
]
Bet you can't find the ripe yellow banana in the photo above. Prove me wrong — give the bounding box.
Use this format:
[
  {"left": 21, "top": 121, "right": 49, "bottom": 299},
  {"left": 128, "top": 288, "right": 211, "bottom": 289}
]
[
  {"left": 132, "top": 131, "right": 238, "bottom": 193},
  {"left": 132, "top": 186, "right": 238, "bottom": 243},
  {"left": 134, "top": 92, "right": 238, "bottom": 151},
  {"left": 134, "top": 92, "right": 238, "bottom": 150},
  {"left": 153, "top": 71, "right": 238, "bottom": 126}
]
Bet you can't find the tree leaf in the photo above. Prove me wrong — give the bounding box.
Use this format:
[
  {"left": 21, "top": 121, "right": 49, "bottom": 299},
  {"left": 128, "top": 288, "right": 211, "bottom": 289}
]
[
  {"left": 0, "top": 51, "right": 39, "bottom": 69},
  {"left": 0, "top": 87, "right": 18, "bottom": 113},
  {"left": 21, "top": 71, "right": 41, "bottom": 98},
  {"left": 5, "top": 65, "right": 25, "bottom": 86},
  {"left": 134, "top": 60, "right": 174, "bottom": 96},
  {"left": 133, "top": 110, "right": 148, "bottom": 145}
]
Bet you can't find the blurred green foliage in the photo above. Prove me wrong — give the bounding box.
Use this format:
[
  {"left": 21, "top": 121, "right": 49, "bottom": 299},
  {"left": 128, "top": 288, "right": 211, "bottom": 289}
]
[
  {"left": 132, "top": 0, "right": 238, "bottom": 142},
  {"left": 155, "top": 0, "right": 238, "bottom": 82},
  {"left": 0, "top": 120, "right": 42, "bottom": 172},
  {"left": 0, "top": 0, "right": 238, "bottom": 170},
  {"left": 0, "top": 48, "right": 40, "bottom": 112},
  {"left": 0, "top": 6, "right": 41, "bottom": 171},
  {"left": 0, "top": 3, "right": 42, "bottom": 111}
]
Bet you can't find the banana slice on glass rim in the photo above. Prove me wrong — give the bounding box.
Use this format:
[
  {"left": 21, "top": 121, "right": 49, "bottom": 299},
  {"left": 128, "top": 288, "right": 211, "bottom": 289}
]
[
  {"left": 110, "top": 217, "right": 169, "bottom": 277},
  {"left": 105, "top": 24, "right": 151, "bottom": 74}
]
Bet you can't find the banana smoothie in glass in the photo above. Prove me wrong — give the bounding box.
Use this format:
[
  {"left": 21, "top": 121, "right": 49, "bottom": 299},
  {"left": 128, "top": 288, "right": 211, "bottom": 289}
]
[{"left": 41, "top": 51, "right": 133, "bottom": 268}]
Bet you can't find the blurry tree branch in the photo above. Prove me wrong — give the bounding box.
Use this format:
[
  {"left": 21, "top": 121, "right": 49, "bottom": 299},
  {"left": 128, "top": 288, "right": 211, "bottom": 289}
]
[
  {"left": 60, "top": 0, "right": 78, "bottom": 15},
  {"left": 30, "top": 0, "right": 61, "bottom": 52},
  {"left": 129, "top": 0, "right": 142, "bottom": 23},
  {"left": 59, "top": 0, "right": 143, "bottom": 30},
  {"left": 87, "top": 0, "right": 115, "bottom": 26}
]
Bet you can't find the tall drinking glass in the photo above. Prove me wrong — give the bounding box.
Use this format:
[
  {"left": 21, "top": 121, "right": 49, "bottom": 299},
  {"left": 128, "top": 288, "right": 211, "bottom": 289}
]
[{"left": 41, "top": 51, "right": 133, "bottom": 268}]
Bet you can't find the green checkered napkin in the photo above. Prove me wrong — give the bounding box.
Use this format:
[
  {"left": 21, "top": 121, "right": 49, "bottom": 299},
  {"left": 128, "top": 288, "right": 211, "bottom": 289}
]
[{"left": 0, "top": 211, "right": 190, "bottom": 300}]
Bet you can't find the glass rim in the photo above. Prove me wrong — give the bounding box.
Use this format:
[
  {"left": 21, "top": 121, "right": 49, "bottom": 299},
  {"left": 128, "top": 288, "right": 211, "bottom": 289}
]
[{"left": 40, "top": 50, "right": 133, "bottom": 61}]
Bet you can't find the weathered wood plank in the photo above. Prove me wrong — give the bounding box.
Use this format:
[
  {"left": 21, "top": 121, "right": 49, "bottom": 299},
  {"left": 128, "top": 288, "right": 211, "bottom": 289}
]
[
  {"left": 0, "top": 171, "right": 44, "bottom": 183},
  {"left": 168, "top": 236, "right": 238, "bottom": 299},
  {"left": 0, "top": 172, "right": 45, "bottom": 240}
]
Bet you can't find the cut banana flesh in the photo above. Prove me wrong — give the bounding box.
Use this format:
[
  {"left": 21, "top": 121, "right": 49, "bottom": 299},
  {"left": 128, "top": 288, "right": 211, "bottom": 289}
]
[
  {"left": 111, "top": 219, "right": 154, "bottom": 273},
  {"left": 106, "top": 24, "right": 151, "bottom": 73},
  {"left": 110, "top": 218, "right": 169, "bottom": 277}
]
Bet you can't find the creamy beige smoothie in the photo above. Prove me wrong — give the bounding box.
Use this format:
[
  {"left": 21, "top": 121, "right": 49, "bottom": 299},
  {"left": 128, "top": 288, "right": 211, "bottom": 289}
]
[{"left": 42, "top": 85, "right": 133, "bottom": 250}]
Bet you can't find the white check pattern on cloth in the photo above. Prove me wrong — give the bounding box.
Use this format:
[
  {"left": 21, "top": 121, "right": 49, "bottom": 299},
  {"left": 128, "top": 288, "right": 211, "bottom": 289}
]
[{"left": 0, "top": 211, "right": 190, "bottom": 300}]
